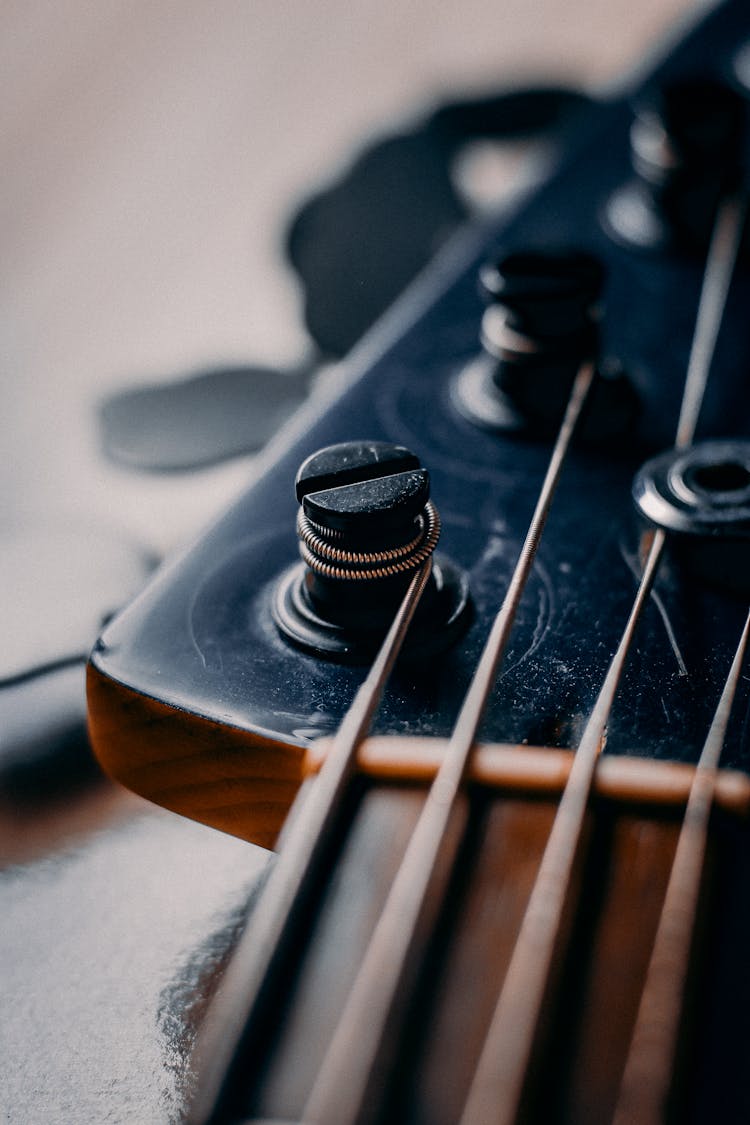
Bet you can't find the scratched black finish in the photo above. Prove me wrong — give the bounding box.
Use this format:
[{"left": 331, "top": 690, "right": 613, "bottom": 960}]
[{"left": 92, "top": 0, "right": 750, "bottom": 774}]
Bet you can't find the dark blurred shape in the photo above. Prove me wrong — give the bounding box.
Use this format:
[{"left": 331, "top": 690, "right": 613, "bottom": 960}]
[
  {"left": 287, "top": 128, "right": 465, "bottom": 357},
  {"left": 288, "top": 86, "right": 591, "bottom": 357},
  {"left": 98, "top": 86, "right": 591, "bottom": 475},
  {"left": 0, "top": 665, "right": 99, "bottom": 798},
  {"left": 426, "top": 85, "right": 592, "bottom": 150},
  {"left": 99, "top": 363, "right": 312, "bottom": 472},
  {"left": 0, "top": 523, "right": 153, "bottom": 789}
]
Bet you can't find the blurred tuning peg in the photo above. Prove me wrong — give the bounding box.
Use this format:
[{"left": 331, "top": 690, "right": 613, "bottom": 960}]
[{"left": 605, "top": 76, "right": 746, "bottom": 252}]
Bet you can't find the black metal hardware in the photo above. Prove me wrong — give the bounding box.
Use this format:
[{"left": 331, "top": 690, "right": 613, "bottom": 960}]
[
  {"left": 273, "top": 441, "right": 471, "bottom": 662},
  {"left": 605, "top": 77, "right": 745, "bottom": 252},
  {"left": 452, "top": 249, "right": 636, "bottom": 440}
]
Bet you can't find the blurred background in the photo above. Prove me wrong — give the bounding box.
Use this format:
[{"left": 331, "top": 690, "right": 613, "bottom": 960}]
[
  {"left": 2, "top": 0, "right": 692, "bottom": 552},
  {"left": 0, "top": 2, "right": 696, "bottom": 1121}
]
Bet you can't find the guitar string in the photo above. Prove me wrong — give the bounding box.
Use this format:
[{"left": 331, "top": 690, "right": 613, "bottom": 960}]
[
  {"left": 301, "top": 360, "right": 597, "bottom": 1125},
  {"left": 459, "top": 526, "right": 666, "bottom": 1125},
  {"left": 186, "top": 560, "right": 433, "bottom": 1125},
  {"left": 675, "top": 194, "right": 746, "bottom": 450},
  {"left": 217, "top": 198, "right": 746, "bottom": 1120},
  {"left": 460, "top": 190, "right": 747, "bottom": 1125},
  {"left": 612, "top": 605, "right": 750, "bottom": 1125}
]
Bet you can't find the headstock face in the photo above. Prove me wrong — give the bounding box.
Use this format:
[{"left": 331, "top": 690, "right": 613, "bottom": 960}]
[{"left": 88, "top": 0, "right": 750, "bottom": 846}]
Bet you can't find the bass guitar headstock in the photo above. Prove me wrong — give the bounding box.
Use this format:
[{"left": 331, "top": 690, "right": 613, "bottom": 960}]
[
  {"left": 88, "top": 0, "right": 750, "bottom": 849},
  {"left": 87, "top": 4, "right": 750, "bottom": 1123}
]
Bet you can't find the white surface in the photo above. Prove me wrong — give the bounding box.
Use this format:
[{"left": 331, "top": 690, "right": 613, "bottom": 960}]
[
  {"left": 0, "top": 808, "right": 270, "bottom": 1123},
  {"left": 1, "top": 0, "right": 691, "bottom": 557}
]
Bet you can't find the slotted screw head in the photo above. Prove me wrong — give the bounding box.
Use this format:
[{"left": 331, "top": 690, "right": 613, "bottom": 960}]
[{"left": 295, "top": 441, "right": 430, "bottom": 535}]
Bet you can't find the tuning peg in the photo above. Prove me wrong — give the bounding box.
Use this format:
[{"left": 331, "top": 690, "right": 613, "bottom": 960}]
[
  {"left": 273, "top": 441, "right": 470, "bottom": 662},
  {"left": 454, "top": 250, "right": 637, "bottom": 440},
  {"left": 605, "top": 76, "right": 746, "bottom": 252}
]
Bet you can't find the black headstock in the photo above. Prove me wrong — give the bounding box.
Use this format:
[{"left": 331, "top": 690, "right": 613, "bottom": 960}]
[{"left": 88, "top": 0, "right": 750, "bottom": 848}]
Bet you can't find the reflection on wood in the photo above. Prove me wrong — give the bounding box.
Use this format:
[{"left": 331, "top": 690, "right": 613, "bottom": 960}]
[{"left": 205, "top": 777, "right": 748, "bottom": 1124}]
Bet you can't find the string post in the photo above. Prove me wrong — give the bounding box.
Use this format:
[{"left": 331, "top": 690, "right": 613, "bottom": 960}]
[
  {"left": 633, "top": 438, "right": 750, "bottom": 594},
  {"left": 453, "top": 249, "right": 637, "bottom": 439},
  {"left": 273, "top": 440, "right": 471, "bottom": 662},
  {"left": 605, "top": 76, "right": 746, "bottom": 252}
]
